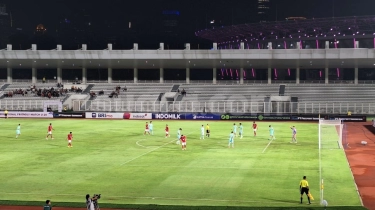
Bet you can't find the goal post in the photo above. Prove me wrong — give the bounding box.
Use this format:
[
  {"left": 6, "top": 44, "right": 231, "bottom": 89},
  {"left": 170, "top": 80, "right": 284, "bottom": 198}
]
[
  {"left": 318, "top": 119, "right": 344, "bottom": 205},
  {"left": 319, "top": 119, "right": 344, "bottom": 149}
]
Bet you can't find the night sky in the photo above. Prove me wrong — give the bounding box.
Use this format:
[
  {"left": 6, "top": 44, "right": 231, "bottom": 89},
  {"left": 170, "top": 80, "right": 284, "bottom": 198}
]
[
  {"left": 3, "top": 0, "right": 375, "bottom": 36},
  {"left": 2, "top": 0, "right": 375, "bottom": 81}
]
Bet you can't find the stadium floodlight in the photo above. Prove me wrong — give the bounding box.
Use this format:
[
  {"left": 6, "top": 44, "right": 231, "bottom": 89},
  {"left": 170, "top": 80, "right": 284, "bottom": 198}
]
[{"left": 318, "top": 118, "right": 344, "bottom": 206}]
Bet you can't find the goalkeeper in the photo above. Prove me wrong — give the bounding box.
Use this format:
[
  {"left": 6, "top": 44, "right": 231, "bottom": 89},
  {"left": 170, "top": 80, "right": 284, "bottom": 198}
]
[{"left": 299, "top": 176, "right": 311, "bottom": 205}]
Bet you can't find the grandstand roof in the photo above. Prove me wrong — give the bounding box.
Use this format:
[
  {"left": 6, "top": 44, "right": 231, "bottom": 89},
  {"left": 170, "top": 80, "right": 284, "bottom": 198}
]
[
  {"left": 196, "top": 15, "right": 375, "bottom": 43},
  {"left": 1, "top": 49, "right": 375, "bottom": 69}
]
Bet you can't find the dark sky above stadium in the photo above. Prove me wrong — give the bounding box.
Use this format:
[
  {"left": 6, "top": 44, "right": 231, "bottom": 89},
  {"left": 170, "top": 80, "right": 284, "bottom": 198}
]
[{"left": 3, "top": 0, "right": 375, "bottom": 34}]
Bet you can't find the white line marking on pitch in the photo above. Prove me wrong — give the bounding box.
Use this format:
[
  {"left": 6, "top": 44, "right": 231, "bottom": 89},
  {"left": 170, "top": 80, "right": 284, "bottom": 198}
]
[
  {"left": 0, "top": 192, "right": 360, "bottom": 207},
  {"left": 123, "top": 165, "right": 318, "bottom": 171},
  {"left": 0, "top": 192, "right": 305, "bottom": 204},
  {"left": 136, "top": 139, "right": 149, "bottom": 148},
  {"left": 123, "top": 132, "right": 193, "bottom": 166},
  {"left": 121, "top": 140, "right": 174, "bottom": 166},
  {"left": 262, "top": 139, "right": 274, "bottom": 153}
]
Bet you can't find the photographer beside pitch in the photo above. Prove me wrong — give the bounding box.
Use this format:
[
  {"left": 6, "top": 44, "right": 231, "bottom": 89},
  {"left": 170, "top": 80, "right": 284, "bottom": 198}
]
[{"left": 86, "top": 194, "right": 101, "bottom": 210}]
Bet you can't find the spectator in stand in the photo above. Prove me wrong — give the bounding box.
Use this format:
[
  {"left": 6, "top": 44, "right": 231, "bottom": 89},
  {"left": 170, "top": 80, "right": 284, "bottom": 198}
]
[
  {"left": 109, "top": 91, "right": 118, "bottom": 98},
  {"left": 115, "top": 86, "right": 121, "bottom": 94},
  {"left": 99, "top": 90, "right": 104, "bottom": 95},
  {"left": 43, "top": 77, "right": 46, "bottom": 83},
  {"left": 90, "top": 91, "right": 96, "bottom": 98},
  {"left": 123, "top": 86, "right": 127, "bottom": 91},
  {"left": 181, "top": 89, "right": 186, "bottom": 96}
]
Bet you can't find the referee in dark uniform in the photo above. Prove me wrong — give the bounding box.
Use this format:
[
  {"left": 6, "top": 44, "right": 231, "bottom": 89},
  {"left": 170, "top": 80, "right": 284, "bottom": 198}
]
[{"left": 299, "top": 176, "right": 311, "bottom": 204}]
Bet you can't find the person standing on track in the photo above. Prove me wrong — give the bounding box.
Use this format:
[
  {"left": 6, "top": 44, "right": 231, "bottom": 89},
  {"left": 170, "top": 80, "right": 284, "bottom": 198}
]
[
  {"left": 299, "top": 176, "right": 311, "bottom": 205},
  {"left": 43, "top": 199, "right": 52, "bottom": 210},
  {"left": 4, "top": 109, "right": 8, "bottom": 119}
]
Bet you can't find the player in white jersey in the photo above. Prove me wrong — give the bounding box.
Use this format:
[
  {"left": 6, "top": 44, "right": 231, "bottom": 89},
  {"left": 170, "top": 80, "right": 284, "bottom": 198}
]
[
  {"left": 176, "top": 128, "right": 182, "bottom": 145},
  {"left": 16, "top": 124, "right": 21, "bottom": 138},
  {"left": 149, "top": 121, "right": 154, "bottom": 135},
  {"left": 290, "top": 126, "right": 297, "bottom": 143},
  {"left": 239, "top": 123, "right": 244, "bottom": 139},
  {"left": 228, "top": 131, "right": 235, "bottom": 148},
  {"left": 233, "top": 123, "right": 238, "bottom": 137},
  {"left": 200, "top": 125, "right": 205, "bottom": 140}
]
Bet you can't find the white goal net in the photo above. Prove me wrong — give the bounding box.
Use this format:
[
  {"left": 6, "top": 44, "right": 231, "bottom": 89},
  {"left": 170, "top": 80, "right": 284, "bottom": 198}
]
[
  {"left": 319, "top": 119, "right": 343, "bottom": 149},
  {"left": 318, "top": 119, "right": 344, "bottom": 205}
]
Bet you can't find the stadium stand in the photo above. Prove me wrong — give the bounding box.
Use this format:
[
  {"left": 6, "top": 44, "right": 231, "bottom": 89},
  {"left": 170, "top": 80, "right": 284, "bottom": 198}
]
[
  {"left": 87, "top": 84, "right": 173, "bottom": 111},
  {"left": 2, "top": 82, "right": 375, "bottom": 114},
  {"left": 285, "top": 85, "right": 375, "bottom": 103}
]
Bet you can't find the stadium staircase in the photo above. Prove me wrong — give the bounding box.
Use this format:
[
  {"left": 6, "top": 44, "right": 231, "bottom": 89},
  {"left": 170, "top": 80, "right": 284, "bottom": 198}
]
[
  {"left": 61, "top": 94, "right": 73, "bottom": 104},
  {"left": 171, "top": 85, "right": 180, "bottom": 92},
  {"left": 82, "top": 84, "right": 94, "bottom": 94},
  {"left": 156, "top": 93, "right": 164, "bottom": 102},
  {"left": 279, "top": 85, "right": 285, "bottom": 96},
  {"left": 0, "top": 84, "right": 10, "bottom": 91},
  {"left": 175, "top": 94, "right": 184, "bottom": 101}
]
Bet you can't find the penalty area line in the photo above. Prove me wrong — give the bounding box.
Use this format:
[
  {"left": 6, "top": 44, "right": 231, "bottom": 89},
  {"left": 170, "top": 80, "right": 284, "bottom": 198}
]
[{"left": 262, "top": 139, "right": 273, "bottom": 153}]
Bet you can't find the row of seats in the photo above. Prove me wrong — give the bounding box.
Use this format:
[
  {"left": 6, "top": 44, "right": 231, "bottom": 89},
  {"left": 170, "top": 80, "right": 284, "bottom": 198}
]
[{"left": 90, "top": 83, "right": 172, "bottom": 101}]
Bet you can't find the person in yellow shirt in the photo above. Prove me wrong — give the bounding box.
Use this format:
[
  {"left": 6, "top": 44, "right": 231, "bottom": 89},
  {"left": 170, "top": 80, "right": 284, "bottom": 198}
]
[
  {"left": 205, "top": 124, "right": 210, "bottom": 138},
  {"left": 4, "top": 109, "right": 8, "bottom": 119},
  {"left": 299, "top": 176, "right": 311, "bottom": 205}
]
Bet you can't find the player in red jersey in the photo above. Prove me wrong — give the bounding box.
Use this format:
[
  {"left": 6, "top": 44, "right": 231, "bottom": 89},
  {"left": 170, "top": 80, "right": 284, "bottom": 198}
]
[
  {"left": 165, "top": 124, "right": 170, "bottom": 138},
  {"left": 144, "top": 122, "right": 150, "bottom": 135},
  {"left": 180, "top": 134, "right": 186, "bottom": 150},
  {"left": 253, "top": 121, "right": 258, "bottom": 136},
  {"left": 67, "top": 132, "right": 73, "bottom": 148},
  {"left": 46, "top": 123, "right": 54, "bottom": 140}
]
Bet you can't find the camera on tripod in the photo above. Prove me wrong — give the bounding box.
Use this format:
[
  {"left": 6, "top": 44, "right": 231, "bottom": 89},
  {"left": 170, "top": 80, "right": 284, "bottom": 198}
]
[{"left": 92, "top": 194, "right": 101, "bottom": 210}]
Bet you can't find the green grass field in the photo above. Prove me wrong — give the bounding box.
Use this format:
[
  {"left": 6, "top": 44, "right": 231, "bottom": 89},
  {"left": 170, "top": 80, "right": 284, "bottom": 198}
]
[{"left": 0, "top": 119, "right": 364, "bottom": 209}]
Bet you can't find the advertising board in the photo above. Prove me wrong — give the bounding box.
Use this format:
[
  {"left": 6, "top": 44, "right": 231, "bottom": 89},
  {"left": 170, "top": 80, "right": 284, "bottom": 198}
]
[
  {"left": 86, "top": 112, "right": 124, "bottom": 119},
  {"left": 291, "top": 115, "right": 366, "bottom": 122},
  {"left": 185, "top": 113, "right": 221, "bottom": 120},
  {"left": 53, "top": 112, "right": 85, "bottom": 118},
  {"left": 153, "top": 113, "right": 184, "bottom": 120},
  {"left": 0, "top": 111, "right": 53, "bottom": 118},
  {"left": 220, "top": 114, "right": 290, "bottom": 121},
  {"left": 123, "top": 113, "right": 152, "bottom": 120}
]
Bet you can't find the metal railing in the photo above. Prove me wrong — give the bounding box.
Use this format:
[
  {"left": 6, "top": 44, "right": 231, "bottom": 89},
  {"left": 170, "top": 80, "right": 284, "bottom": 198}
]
[
  {"left": 72, "top": 100, "right": 375, "bottom": 115},
  {"left": 2, "top": 79, "right": 375, "bottom": 85},
  {"left": 0, "top": 98, "right": 374, "bottom": 115}
]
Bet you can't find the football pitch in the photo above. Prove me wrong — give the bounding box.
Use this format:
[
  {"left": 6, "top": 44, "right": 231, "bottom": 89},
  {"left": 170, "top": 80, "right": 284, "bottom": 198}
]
[{"left": 0, "top": 119, "right": 364, "bottom": 209}]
